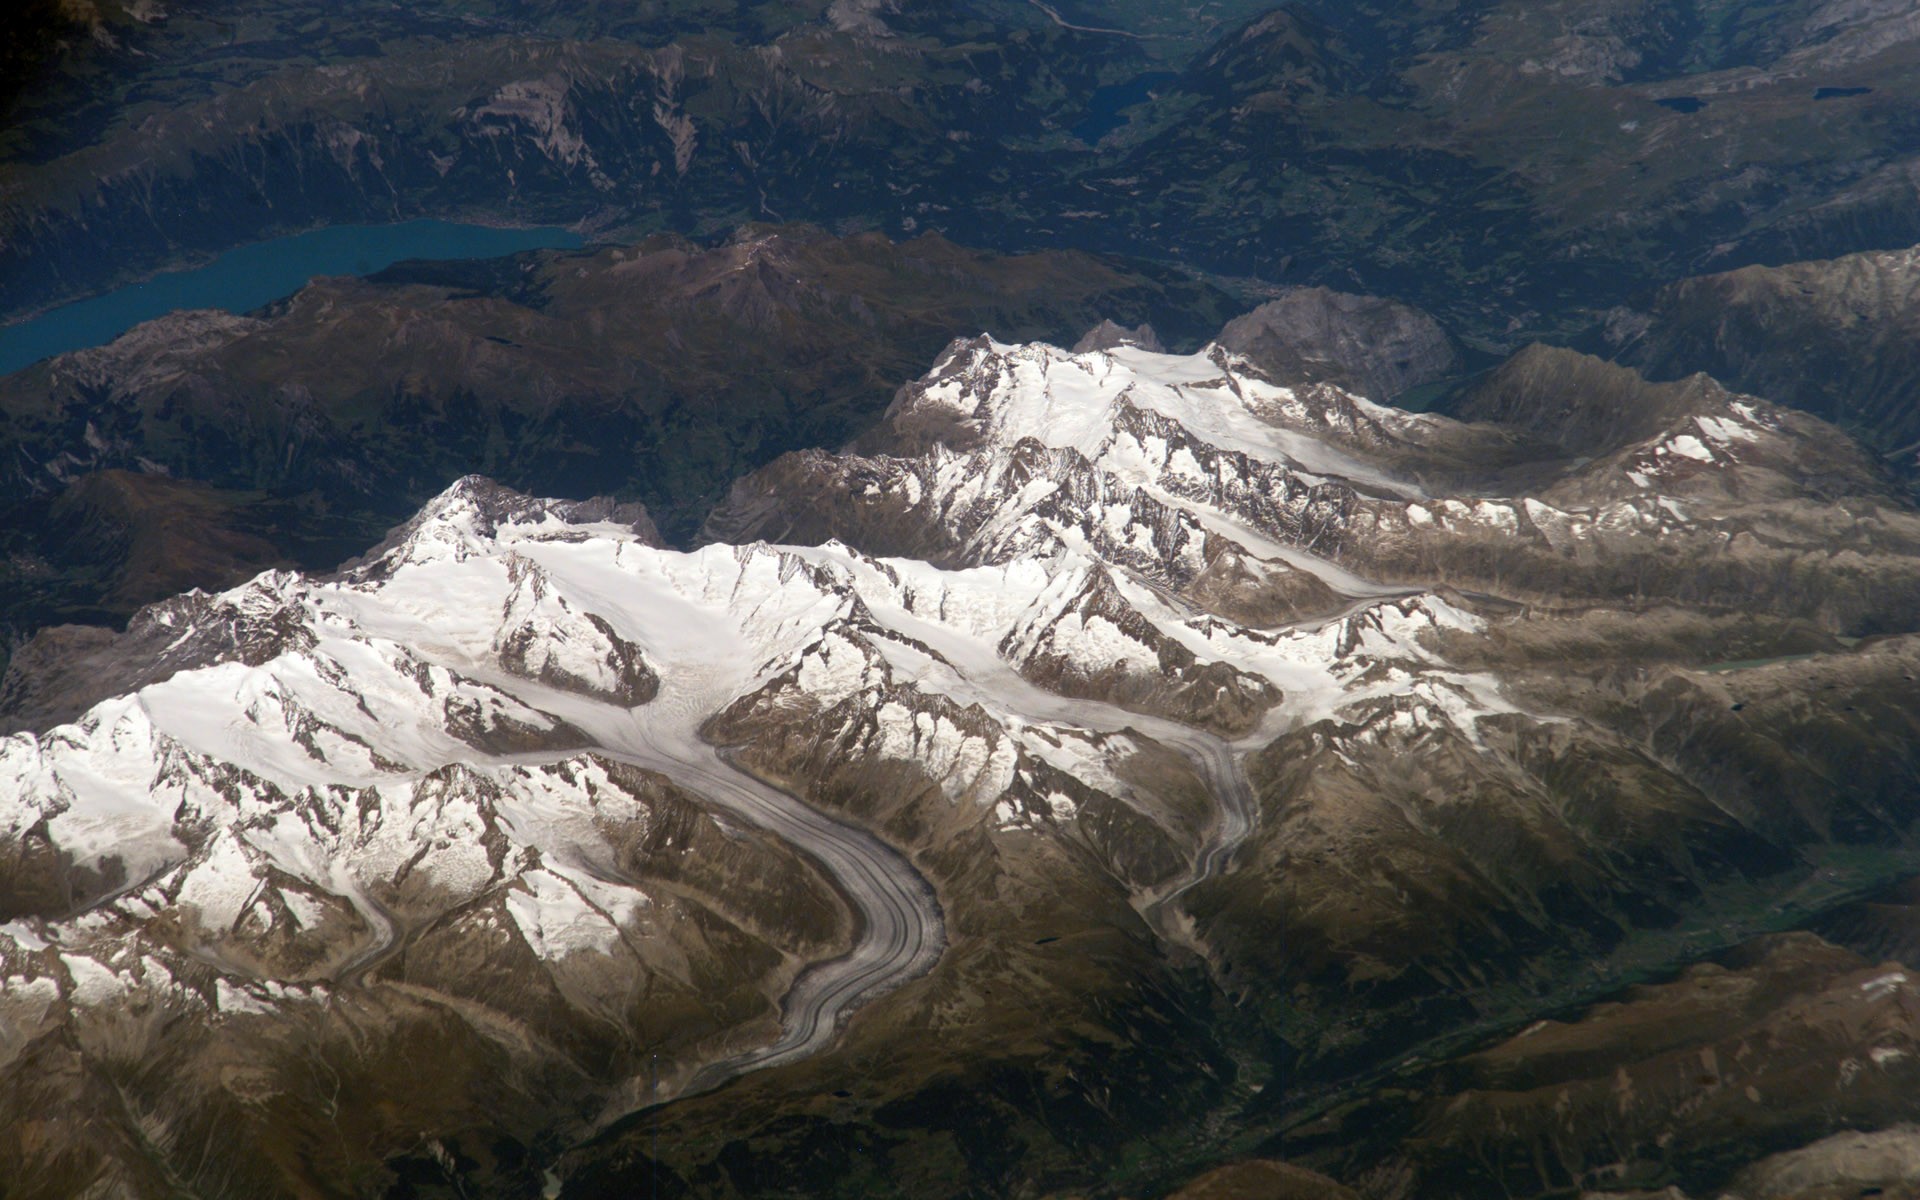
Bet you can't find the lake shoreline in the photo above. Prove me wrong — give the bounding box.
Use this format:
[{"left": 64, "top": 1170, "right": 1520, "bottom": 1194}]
[{"left": 0, "top": 217, "right": 585, "bottom": 376}]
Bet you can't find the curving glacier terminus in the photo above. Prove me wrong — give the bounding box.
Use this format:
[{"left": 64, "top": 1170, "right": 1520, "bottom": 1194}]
[{"left": 3, "top": 335, "right": 1920, "bottom": 1197}]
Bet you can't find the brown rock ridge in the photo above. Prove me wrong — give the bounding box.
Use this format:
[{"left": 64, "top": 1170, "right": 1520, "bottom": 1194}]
[
  {"left": 1218, "top": 287, "right": 1462, "bottom": 403},
  {"left": 1609, "top": 243, "right": 1920, "bottom": 475}
]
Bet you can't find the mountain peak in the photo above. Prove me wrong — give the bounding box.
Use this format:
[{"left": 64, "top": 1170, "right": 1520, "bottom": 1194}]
[
  {"left": 1216, "top": 288, "right": 1461, "bottom": 402},
  {"left": 5, "top": 332, "right": 1919, "bottom": 1200},
  {"left": 348, "top": 476, "right": 660, "bottom": 576},
  {"left": 1074, "top": 319, "right": 1165, "bottom": 354},
  {"left": 1449, "top": 343, "right": 1728, "bottom": 453}
]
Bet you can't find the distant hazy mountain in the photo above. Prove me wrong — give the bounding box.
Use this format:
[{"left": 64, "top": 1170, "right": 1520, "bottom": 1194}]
[{"left": 1608, "top": 244, "right": 1920, "bottom": 476}]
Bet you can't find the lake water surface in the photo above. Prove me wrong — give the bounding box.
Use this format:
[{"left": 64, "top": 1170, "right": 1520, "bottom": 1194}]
[
  {"left": 1074, "top": 72, "right": 1177, "bottom": 143},
  {"left": 0, "top": 219, "right": 583, "bottom": 376}
]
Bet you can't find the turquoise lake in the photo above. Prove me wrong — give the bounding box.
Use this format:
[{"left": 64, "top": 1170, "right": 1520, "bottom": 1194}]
[{"left": 0, "top": 220, "right": 583, "bottom": 376}]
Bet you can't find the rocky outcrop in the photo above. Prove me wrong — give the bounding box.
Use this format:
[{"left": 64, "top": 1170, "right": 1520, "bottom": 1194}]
[
  {"left": 1075, "top": 319, "right": 1165, "bottom": 353},
  {"left": 998, "top": 566, "right": 1281, "bottom": 737},
  {"left": 1217, "top": 287, "right": 1462, "bottom": 401},
  {"left": 494, "top": 564, "right": 659, "bottom": 706}
]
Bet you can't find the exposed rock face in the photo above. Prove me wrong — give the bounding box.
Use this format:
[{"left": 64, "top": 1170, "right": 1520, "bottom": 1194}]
[
  {"left": 1216, "top": 287, "right": 1462, "bottom": 401},
  {"left": 720, "top": 337, "right": 1920, "bottom": 631},
  {"left": 345, "top": 475, "right": 665, "bottom": 575},
  {"left": 0, "top": 754, "right": 858, "bottom": 1197},
  {"left": 675, "top": 335, "right": 1920, "bottom": 1193},
  {"left": 2, "top": 575, "right": 327, "bottom": 734},
  {"left": 998, "top": 565, "right": 1281, "bottom": 737},
  {"left": 0, "top": 477, "right": 664, "bottom": 732},
  {"left": 494, "top": 555, "right": 659, "bottom": 706},
  {"left": 1075, "top": 319, "right": 1166, "bottom": 353}
]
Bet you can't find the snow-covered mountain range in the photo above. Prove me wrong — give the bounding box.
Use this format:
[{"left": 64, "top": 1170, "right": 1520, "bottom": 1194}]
[{"left": 4, "top": 334, "right": 1919, "bottom": 1198}]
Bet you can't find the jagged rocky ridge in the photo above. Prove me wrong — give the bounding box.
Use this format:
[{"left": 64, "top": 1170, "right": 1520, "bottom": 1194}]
[{"left": 2, "top": 336, "right": 1919, "bottom": 1197}]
